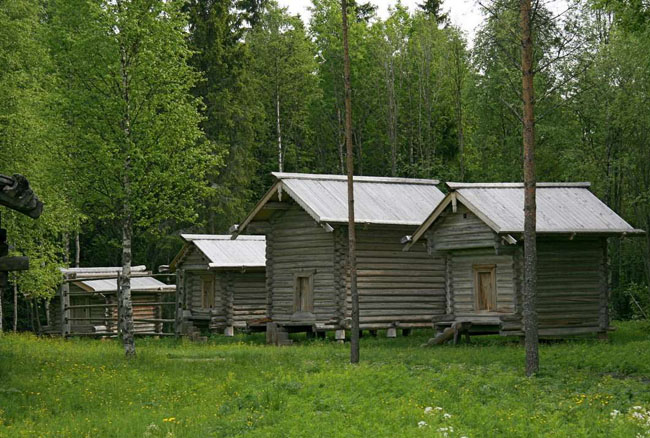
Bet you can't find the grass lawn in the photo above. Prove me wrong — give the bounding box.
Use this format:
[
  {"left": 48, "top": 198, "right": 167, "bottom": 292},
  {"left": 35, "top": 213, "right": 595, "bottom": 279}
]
[{"left": 1, "top": 322, "right": 650, "bottom": 438}]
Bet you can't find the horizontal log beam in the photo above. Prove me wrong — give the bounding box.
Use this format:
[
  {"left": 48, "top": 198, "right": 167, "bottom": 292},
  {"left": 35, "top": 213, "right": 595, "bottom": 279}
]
[{"left": 0, "top": 256, "right": 28, "bottom": 272}]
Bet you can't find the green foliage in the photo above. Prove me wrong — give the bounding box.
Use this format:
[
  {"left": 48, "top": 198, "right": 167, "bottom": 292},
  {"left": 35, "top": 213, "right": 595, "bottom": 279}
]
[
  {"left": 2, "top": 322, "right": 650, "bottom": 436},
  {"left": 183, "top": 0, "right": 265, "bottom": 233},
  {"left": 247, "top": 1, "right": 320, "bottom": 185},
  {"left": 0, "top": 0, "right": 647, "bottom": 311},
  {"left": 0, "top": 0, "right": 78, "bottom": 298}
]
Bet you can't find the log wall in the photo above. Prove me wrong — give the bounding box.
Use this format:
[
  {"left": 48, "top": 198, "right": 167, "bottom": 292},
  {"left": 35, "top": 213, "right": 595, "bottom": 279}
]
[
  {"left": 535, "top": 238, "right": 606, "bottom": 334},
  {"left": 448, "top": 249, "right": 516, "bottom": 315},
  {"left": 267, "top": 205, "right": 336, "bottom": 325},
  {"left": 175, "top": 244, "right": 267, "bottom": 333},
  {"left": 231, "top": 271, "right": 267, "bottom": 327},
  {"left": 45, "top": 286, "right": 159, "bottom": 335},
  {"left": 346, "top": 226, "right": 446, "bottom": 328},
  {"left": 426, "top": 205, "right": 496, "bottom": 252}
]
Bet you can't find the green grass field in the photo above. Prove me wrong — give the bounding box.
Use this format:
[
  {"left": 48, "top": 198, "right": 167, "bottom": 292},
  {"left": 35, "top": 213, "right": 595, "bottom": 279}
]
[{"left": 1, "top": 322, "right": 650, "bottom": 438}]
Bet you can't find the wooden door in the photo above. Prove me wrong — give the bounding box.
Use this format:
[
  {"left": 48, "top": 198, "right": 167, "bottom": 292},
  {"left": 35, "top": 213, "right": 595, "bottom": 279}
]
[
  {"left": 294, "top": 275, "right": 314, "bottom": 313},
  {"left": 201, "top": 276, "right": 215, "bottom": 309},
  {"left": 473, "top": 265, "right": 496, "bottom": 312}
]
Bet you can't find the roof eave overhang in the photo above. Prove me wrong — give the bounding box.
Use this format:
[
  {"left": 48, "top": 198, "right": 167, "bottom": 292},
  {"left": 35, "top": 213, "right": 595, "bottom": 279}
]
[
  {"left": 501, "top": 229, "right": 646, "bottom": 237},
  {"left": 208, "top": 264, "right": 266, "bottom": 270}
]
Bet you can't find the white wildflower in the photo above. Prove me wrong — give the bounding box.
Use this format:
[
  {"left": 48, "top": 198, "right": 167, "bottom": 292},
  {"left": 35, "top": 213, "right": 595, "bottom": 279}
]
[
  {"left": 443, "top": 413, "right": 452, "bottom": 419},
  {"left": 424, "top": 406, "right": 434, "bottom": 414},
  {"left": 418, "top": 421, "right": 428, "bottom": 428},
  {"left": 633, "top": 406, "right": 644, "bottom": 411},
  {"left": 435, "top": 406, "right": 444, "bottom": 411},
  {"left": 610, "top": 409, "right": 621, "bottom": 418}
]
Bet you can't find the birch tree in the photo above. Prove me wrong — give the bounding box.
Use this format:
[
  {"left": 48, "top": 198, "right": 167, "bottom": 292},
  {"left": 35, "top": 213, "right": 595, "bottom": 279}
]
[{"left": 51, "top": 0, "right": 211, "bottom": 356}]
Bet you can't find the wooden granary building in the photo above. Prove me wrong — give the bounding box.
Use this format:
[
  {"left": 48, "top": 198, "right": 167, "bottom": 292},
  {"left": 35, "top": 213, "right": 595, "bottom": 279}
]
[
  {"left": 44, "top": 266, "right": 175, "bottom": 336},
  {"left": 232, "top": 172, "right": 446, "bottom": 339},
  {"left": 404, "top": 182, "right": 644, "bottom": 338},
  {"left": 171, "top": 235, "right": 266, "bottom": 336}
]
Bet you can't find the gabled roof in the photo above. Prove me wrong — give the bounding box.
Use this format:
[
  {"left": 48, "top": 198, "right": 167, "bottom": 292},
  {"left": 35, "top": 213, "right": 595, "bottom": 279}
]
[
  {"left": 407, "top": 182, "right": 644, "bottom": 248},
  {"left": 170, "top": 234, "right": 266, "bottom": 271},
  {"left": 74, "top": 277, "right": 174, "bottom": 293},
  {"left": 235, "top": 172, "right": 445, "bottom": 234}
]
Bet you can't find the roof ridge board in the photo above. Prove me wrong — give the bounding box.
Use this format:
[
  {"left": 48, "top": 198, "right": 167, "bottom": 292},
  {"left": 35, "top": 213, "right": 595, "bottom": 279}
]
[
  {"left": 181, "top": 234, "right": 265, "bottom": 241},
  {"left": 446, "top": 182, "right": 592, "bottom": 189},
  {"left": 272, "top": 172, "right": 439, "bottom": 185},
  {"left": 60, "top": 265, "right": 148, "bottom": 274}
]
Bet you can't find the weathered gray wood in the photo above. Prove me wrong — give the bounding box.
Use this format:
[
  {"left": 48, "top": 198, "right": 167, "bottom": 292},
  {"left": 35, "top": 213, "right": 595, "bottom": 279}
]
[
  {"left": 61, "top": 283, "right": 70, "bottom": 337},
  {"left": 599, "top": 238, "right": 609, "bottom": 333},
  {"left": 174, "top": 268, "right": 185, "bottom": 338},
  {"left": 0, "top": 256, "right": 29, "bottom": 271}
]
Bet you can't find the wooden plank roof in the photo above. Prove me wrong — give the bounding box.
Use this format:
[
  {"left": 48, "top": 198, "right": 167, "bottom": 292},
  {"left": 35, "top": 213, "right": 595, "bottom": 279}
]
[
  {"left": 406, "top": 182, "right": 644, "bottom": 248},
  {"left": 235, "top": 172, "right": 445, "bottom": 234},
  {"left": 170, "top": 234, "right": 266, "bottom": 270}
]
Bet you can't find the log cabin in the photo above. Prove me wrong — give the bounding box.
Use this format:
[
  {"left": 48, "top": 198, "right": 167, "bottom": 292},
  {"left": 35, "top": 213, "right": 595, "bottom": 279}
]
[
  {"left": 404, "top": 182, "right": 645, "bottom": 338},
  {"left": 231, "top": 172, "right": 446, "bottom": 342},
  {"left": 44, "top": 266, "right": 175, "bottom": 336},
  {"left": 170, "top": 234, "right": 266, "bottom": 336}
]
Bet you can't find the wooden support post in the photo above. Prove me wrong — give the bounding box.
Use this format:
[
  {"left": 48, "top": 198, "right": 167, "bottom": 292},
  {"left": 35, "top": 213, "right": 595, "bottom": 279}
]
[
  {"left": 155, "top": 292, "right": 162, "bottom": 334},
  {"left": 386, "top": 327, "right": 397, "bottom": 338},
  {"left": 335, "top": 329, "right": 346, "bottom": 343},
  {"left": 174, "top": 269, "right": 185, "bottom": 339},
  {"left": 266, "top": 322, "right": 277, "bottom": 345},
  {"left": 61, "top": 283, "right": 70, "bottom": 337},
  {"left": 224, "top": 272, "right": 234, "bottom": 336},
  {"left": 104, "top": 295, "right": 114, "bottom": 333}
]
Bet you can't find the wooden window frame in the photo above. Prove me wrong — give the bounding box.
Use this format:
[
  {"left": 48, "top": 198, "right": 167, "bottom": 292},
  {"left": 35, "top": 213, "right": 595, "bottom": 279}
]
[
  {"left": 293, "top": 270, "right": 315, "bottom": 314},
  {"left": 473, "top": 264, "right": 497, "bottom": 312},
  {"left": 201, "top": 275, "right": 216, "bottom": 309}
]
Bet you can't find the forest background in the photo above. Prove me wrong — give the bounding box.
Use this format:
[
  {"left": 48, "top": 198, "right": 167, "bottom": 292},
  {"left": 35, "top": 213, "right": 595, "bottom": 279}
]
[{"left": 0, "top": 0, "right": 648, "bottom": 329}]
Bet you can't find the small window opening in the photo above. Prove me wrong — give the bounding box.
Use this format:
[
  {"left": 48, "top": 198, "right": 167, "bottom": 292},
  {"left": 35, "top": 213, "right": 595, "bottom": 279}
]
[{"left": 463, "top": 213, "right": 468, "bottom": 219}]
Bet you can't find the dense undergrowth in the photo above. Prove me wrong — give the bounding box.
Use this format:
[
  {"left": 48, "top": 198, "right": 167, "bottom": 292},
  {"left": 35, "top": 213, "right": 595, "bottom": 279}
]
[{"left": 1, "top": 321, "right": 650, "bottom": 437}]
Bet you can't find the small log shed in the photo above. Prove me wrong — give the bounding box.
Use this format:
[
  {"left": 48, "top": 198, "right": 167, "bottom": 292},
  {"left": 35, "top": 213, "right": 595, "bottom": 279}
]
[
  {"left": 44, "top": 266, "right": 175, "bottom": 337},
  {"left": 170, "top": 234, "right": 266, "bottom": 337},
  {"left": 231, "top": 172, "right": 446, "bottom": 341},
  {"left": 404, "top": 182, "right": 645, "bottom": 338}
]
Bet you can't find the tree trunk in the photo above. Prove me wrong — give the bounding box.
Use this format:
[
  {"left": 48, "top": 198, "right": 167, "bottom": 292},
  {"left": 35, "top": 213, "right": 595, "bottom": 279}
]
[
  {"left": 63, "top": 232, "right": 70, "bottom": 265},
  {"left": 0, "top": 282, "right": 3, "bottom": 333},
  {"left": 337, "top": 107, "right": 345, "bottom": 174},
  {"left": 120, "top": 205, "right": 136, "bottom": 357},
  {"left": 520, "top": 0, "right": 539, "bottom": 377},
  {"left": 118, "top": 15, "right": 136, "bottom": 357},
  {"left": 75, "top": 231, "right": 80, "bottom": 267},
  {"left": 341, "top": 0, "right": 359, "bottom": 364},
  {"left": 276, "top": 90, "right": 283, "bottom": 172},
  {"left": 13, "top": 282, "right": 17, "bottom": 332},
  {"left": 33, "top": 298, "right": 41, "bottom": 335},
  {"left": 453, "top": 38, "right": 465, "bottom": 180}
]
